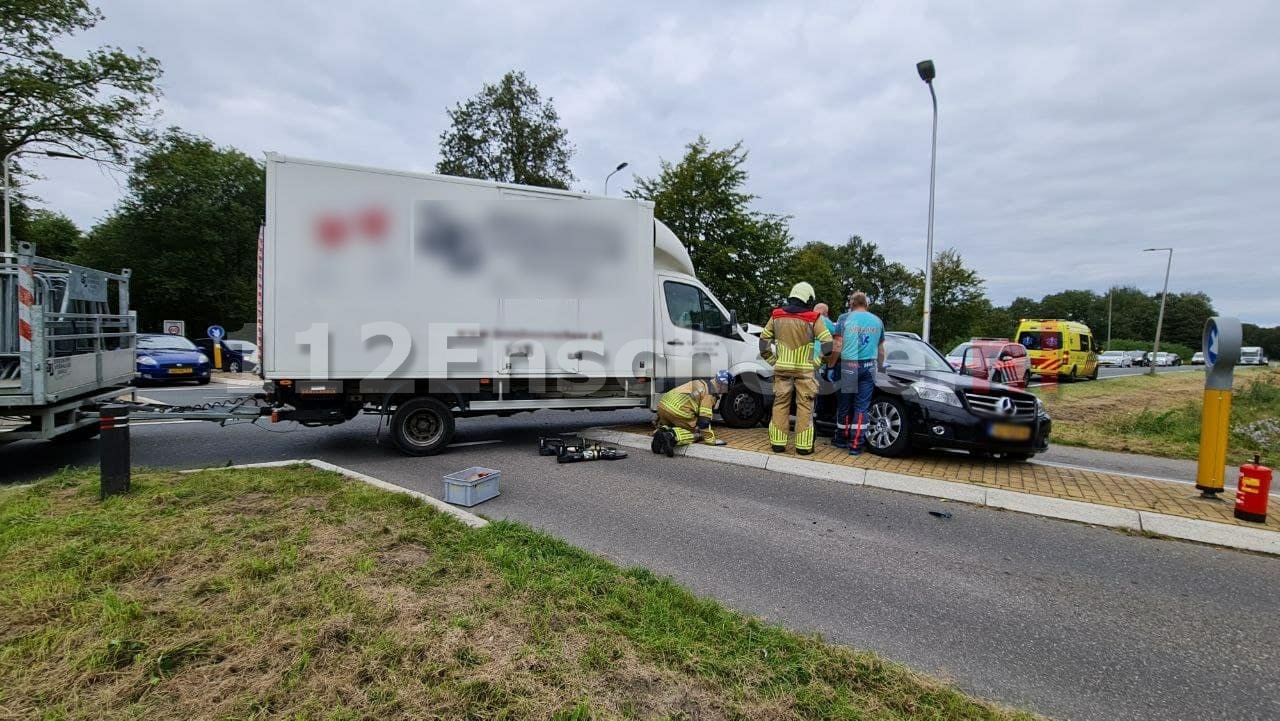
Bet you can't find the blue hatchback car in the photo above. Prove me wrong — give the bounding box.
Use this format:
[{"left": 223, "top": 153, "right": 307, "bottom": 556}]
[{"left": 135, "top": 334, "right": 212, "bottom": 384}]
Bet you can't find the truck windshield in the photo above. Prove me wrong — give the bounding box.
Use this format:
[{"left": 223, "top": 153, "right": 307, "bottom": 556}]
[{"left": 1018, "top": 331, "right": 1061, "bottom": 351}]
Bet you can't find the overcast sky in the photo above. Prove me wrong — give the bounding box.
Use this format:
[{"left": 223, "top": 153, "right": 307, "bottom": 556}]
[{"left": 29, "top": 0, "right": 1280, "bottom": 325}]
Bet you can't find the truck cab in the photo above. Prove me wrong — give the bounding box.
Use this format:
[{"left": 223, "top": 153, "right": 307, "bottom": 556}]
[{"left": 652, "top": 221, "right": 772, "bottom": 426}]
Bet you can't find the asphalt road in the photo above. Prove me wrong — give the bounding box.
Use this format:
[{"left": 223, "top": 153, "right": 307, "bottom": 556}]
[{"left": 3, "top": 381, "right": 1278, "bottom": 720}]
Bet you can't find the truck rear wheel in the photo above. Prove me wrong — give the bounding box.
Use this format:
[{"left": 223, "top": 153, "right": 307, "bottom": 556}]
[{"left": 391, "top": 397, "right": 455, "bottom": 456}]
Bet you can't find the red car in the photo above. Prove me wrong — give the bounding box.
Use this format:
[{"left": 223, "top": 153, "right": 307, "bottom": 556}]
[{"left": 945, "top": 339, "right": 1031, "bottom": 388}]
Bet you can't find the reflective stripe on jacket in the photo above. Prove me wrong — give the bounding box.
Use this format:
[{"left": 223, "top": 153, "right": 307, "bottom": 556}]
[
  {"left": 762, "top": 308, "right": 833, "bottom": 375},
  {"left": 659, "top": 380, "right": 715, "bottom": 420}
]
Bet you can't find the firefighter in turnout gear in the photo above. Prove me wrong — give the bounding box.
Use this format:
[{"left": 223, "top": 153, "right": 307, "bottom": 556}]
[
  {"left": 761, "top": 282, "right": 833, "bottom": 454},
  {"left": 651, "top": 370, "right": 733, "bottom": 457}
]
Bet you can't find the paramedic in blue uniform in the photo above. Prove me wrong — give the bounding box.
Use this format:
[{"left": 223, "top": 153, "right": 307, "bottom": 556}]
[{"left": 832, "top": 291, "right": 885, "bottom": 454}]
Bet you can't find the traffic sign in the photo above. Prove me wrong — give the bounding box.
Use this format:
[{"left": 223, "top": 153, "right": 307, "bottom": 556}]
[
  {"left": 163, "top": 320, "right": 185, "bottom": 336},
  {"left": 207, "top": 325, "right": 225, "bottom": 340},
  {"left": 1205, "top": 324, "right": 1219, "bottom": 366}
]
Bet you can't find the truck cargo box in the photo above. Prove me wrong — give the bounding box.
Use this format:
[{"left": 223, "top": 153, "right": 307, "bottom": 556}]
[{"left": 263, "top": 154, "right": 655, "bottom": 380}]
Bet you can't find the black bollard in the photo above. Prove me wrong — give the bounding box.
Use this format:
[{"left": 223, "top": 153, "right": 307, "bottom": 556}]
[{"left": 99, "top": 404, "right": 131, "bottom": 499}]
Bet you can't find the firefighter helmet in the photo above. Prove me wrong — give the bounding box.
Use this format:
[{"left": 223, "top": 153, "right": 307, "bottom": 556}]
[{"left": 789, "top": 282, "right": 816, "bottom": 304}]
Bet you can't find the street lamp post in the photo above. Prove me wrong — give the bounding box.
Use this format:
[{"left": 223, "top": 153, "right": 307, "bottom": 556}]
[
  {"left": 1106, "top": 287, "right": 1113, "bottom": 351},
  {"left": 4, "top": 149, "right": 85, "bottom": 257},
  {"left": 1144, "top": 247, "right": 1174, "bottom": 375},
  {"left": 603, "top": 161, "right": 628, "bottom": 196},
  {"left": 916, "top": 59, "right": 938, "bottom": 343}
]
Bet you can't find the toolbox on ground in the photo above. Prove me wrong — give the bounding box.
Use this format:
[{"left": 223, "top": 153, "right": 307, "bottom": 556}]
[{"left": 442, "top": 466, "right": 501, "bottom": 507}]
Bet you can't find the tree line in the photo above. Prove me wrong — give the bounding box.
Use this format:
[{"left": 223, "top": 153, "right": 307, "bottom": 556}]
[{"left": 6, "top": 3, "right": 1273, "bottom": 356}]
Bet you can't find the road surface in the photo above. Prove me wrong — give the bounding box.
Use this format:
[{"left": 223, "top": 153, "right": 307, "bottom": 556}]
[{"left": 2, "top": 380, "right": 1277, "bottom": 721}]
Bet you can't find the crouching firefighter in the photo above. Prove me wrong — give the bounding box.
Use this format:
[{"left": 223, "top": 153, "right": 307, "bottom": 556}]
[
  {"left": 761, "top": 282, "right": 833, "bottom": 455},
  {"left": 652, "top": 370, "right": 733, "bottom": 457}
]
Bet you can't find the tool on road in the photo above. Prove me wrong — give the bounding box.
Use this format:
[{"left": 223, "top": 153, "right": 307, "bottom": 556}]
[
  {"left": 1196, "top": 316, "right": 1242, "bottom": 498},
  {"left": 1234, "top": 454, "right": 1272, "bottom": 523},
  {"left": 537, "top": 435, "right": 628, "bottom": 462},
  {"left": 928, "top": 510, "right": 953, "bottom": 519},
  {"left": 538, "top": 436, "right": 566, "bottom": 456},
  {"left": 557, "top": 442, "right": 628, "bottom": 463}
]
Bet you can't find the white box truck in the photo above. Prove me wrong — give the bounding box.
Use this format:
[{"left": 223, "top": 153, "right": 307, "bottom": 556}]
[{"left": 262, "top": 154, "right": 773, "bottom": 454}]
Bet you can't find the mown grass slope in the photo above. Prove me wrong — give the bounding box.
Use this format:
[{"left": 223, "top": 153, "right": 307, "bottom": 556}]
[{"left": 0, "top": 466, "right": 1037, "bottom": 720}]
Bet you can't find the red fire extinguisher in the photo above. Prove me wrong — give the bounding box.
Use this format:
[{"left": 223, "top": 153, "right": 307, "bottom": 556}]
[{"left": 1234, "top": 455, "right": 1272, "bottom": 523}]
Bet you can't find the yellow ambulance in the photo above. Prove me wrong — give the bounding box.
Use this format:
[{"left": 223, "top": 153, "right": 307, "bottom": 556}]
[{"left": 1015, "top": 319, "right": 1100, "bottom": 381}]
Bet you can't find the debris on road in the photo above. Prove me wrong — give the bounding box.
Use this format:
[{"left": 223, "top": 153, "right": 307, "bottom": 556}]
[{"left": 928, "top": 511, "right": 953, "bottom": 519}]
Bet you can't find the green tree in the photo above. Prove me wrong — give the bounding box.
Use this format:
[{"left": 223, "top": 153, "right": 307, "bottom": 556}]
[
  {"left": 17, "top": 207, "right": 80, "bottom": 260},
  {"left": 76, "top": 130, "right": 263, "bottom": 333},
  {"left": 436, "top": 70, "right": 574, "bottom": 189},
  {"left": 630, "top": 136, "right": 792, "bottom": 322},
  {"left": 1, "top": 0, "right": 162, "bottom": 167},
  {"left": 826, "top": 236, "right": 915, "bottom": 324},
  {"left": 784, "top": 242, "right": 842, "bottom": 312},
  {"left": 1102, "top": 286, "right": 1157, "bottom": 344},
  {"left": 908, "top": 248, "right": 989, "bottom": 350},
  {"left": 1159, "top": 291, "right": 1216, "bottom": 350},
  {"left": 1038, "top": 289, "right": 1105, "bottom": 330}
]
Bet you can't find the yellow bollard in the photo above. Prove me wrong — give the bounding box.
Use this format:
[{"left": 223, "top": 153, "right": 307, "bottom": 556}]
[
  {"left": 1194, "top": 389, "right": 1231, "bottom": 494},
  {"left": 1195, "top": 317, "right": 1241, "bottom": 498},
  {"left": 213, "top": 342, "right": 222, "bottom": 371}
]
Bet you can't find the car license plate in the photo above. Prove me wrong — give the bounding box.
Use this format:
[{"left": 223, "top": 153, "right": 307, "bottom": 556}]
[
  {"left": 990, "top": 423, "right": 1031, "bottom": 441},
  {"left": 168, "top": 367, "right": 193, "bottom": 375}
]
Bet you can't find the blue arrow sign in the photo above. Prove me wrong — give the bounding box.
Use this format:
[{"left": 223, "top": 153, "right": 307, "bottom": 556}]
[
  {"left": 1205, "top": 322, "right": 1219, "bottom": 367},
  {"left": 207, "top": 324, "right": 225, "bottom": 340}
]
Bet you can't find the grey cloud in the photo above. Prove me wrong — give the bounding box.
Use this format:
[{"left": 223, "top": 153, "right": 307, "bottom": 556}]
[{"left": 25, "top": 0, "right": 1280, "bottom": 324}]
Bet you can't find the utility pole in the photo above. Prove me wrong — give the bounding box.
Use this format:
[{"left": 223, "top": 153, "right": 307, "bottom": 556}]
[{"left": 1144, "top": 248, "right": 1174, "bottom": 375}]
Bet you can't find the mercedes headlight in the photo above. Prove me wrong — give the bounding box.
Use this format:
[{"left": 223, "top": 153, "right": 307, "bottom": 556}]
[
  {"left": 1035, "top": 396, "right": 1047, "bottom": 416},
  {"left": 909, "top": 381, "right": 962, "bottom": 407},
  {"left": 137, "top": 355, "right": 158, "bottom": 366}
]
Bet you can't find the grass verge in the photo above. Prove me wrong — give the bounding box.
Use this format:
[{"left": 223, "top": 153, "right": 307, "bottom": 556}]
[
  {"left": 1036, "top": 366, "right": 1280, "bottom": 462},
  {"left": 0, "top": 466, "right": 1036, "bottom": 720}
]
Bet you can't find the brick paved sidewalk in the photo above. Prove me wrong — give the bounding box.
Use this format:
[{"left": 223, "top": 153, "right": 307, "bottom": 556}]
[{"left": 610, "top": 424, "right": 1279, "bottom": 533}]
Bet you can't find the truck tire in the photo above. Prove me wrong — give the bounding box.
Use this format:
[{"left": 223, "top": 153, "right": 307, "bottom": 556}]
[
  {"left": 719, "top": 381, "right": 766, "bottom": 428},
  {"left": 391, "top": 397, "right": 455, "bottom": 456}
]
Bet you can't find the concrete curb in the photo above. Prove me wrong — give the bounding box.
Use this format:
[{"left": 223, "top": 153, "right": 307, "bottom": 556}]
[
  {"left": 585, "top": 427, "right": 1278, "bottom": 556},
  {"left": 178, "top": 458, "right": 488, "bottom": 529}
]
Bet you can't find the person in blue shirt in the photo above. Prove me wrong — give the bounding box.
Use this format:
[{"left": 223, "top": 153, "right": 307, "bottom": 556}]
[
  {"left": 812, "top": 303, "right": 838, "bottom": 363},
  {"left": 831, "top": 291, "right": 885, "bottom": 454}
]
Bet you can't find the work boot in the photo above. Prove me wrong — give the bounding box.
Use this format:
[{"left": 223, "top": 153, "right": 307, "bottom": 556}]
[
  {"left": 707, "top": 438, "right": 727, "bottom": 446},
  {"left": 772, "top": 444, "right": 786, "bottom": 453},
  {"left": 659, "top": 428, "right": 677, "bottom": 458},
  {"left": 651, "top": 431, "right": 664, "bottom": 454},
  {"left": 797, "top": 448, "right": 813, "bottom": 456},
  {"left": 848, "top": 444, "right": 862, "bottom": 456},
  {"left": 832, "top": 437, "right": 849, "bottom": 449}
]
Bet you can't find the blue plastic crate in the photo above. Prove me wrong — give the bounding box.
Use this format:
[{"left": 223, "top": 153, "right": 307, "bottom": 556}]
[{"left": 442, "top": 466, "right": 500, "bottom": 507}]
